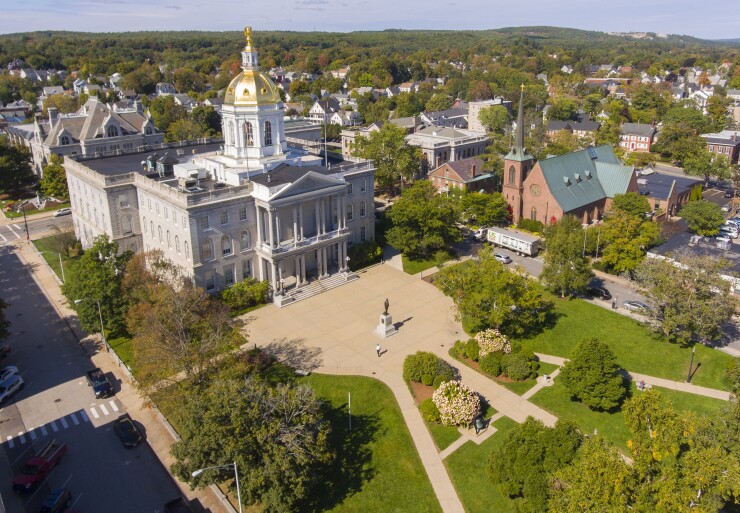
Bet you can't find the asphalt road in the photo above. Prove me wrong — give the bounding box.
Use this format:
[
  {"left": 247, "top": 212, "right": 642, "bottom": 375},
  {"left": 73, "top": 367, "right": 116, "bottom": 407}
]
[
  {"left": 0, "top": 215, "right": 72, "bottom": 247},
  {"left": 0, "top": 246, "right": 181, "bottom": 513}
]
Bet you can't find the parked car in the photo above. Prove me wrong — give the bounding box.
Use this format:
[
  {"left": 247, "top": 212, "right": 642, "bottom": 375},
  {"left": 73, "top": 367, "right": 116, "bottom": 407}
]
[
  {"left": 39, "top": 488, "right": 72, "bottom": 513},
  {"left": 587, "top": 286, "right": 612, "bottom": 300},
  {"left": 0, "top": 365, "right": 18, "bottom": 382},
  {"left": 623, "top": 300, "right": 650, "bottom": 313},
  {"left": 85, "top": 368, "right": 112, "bottom": 399},
  {"left": 113, "top": 414, "right": 142, "bottom": 448},
  {"left": 472, "top": 228, "right": 487, "bottom": 241},
  {"left": 719, "top": 228, "right": 738, "bottom": 239},
  {"left": 12, "top": 440, "right": 68, "bottom": 493},
  {"left": 53, "top": 208, "right": 71, "bottom": 217},
  {"left": 493, "top": 252, "right": 512, "bottom": 264},
  {"left": 725, "top": 190, "right": 735, "bottom": 198},
  {"left": 0, "top": 375, "right": 24, "bottom": 403}
]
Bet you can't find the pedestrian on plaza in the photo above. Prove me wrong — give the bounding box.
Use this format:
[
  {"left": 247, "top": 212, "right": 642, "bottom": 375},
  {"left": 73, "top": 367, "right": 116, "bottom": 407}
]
[{"left": 376, "top": 343, "right": 381, "bottom": 357}]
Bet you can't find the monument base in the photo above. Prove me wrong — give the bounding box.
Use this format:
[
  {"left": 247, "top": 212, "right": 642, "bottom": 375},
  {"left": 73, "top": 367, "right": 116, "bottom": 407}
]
[{"left": 375, "top": 313, "right": 397, "bottom": 338}]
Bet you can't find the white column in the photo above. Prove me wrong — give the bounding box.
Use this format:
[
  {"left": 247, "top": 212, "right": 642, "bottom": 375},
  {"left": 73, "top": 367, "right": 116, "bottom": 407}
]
[
  {"left": 299, "top": 202, "right": 304, "bottom": 240},
  {"left": 342, "top": 241, "right": 348, "bottom": 270},
  {"left": 258, "top": 257, "right": 265, "bottom": 281},
  {"left": 275, "top": 213, "right": 281, "bottom": 247},
  {"left": 256, "top": 206, "right": 263, "bottom": 246},
  {"left": 322, "top": 247, "right": 328, "bottom": 277},
  {"left": 268, "top": 208, "right": 275, "bottom": 248},
  {"left": 321, "top": 198, "right": 327, "bottom": 235},
  {"left": 295, "top": 256, "right": 301, "bottom": 284},
  {"left": 314, "top": 201, "right": 320, "bottom": 237},
  {"left": 278, "top": 261, "right": 283, "bottom": 291},
  {"left": 271, "top": 261, "right": 278, "bottom": 291},
  {"left": 292, "top": 205, "right": 298, "bottom": 246},
  {"left": 300, "top": 255, "right": 306, "bottom": 283}
]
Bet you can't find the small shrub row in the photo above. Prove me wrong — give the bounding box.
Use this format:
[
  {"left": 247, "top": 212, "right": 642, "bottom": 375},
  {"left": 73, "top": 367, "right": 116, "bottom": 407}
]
[
  {"left": 219, "top": 277, "right": 269, "bottom": 311},
  {"left": 452, "top": 334, "right": 539, "bottom": 381},
  {"left": 517, "top": 218, "right": 544, "bottom": 233}
]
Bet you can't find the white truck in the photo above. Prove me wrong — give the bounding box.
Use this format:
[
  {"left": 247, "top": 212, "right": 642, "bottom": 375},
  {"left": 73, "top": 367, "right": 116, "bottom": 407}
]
[{"left": 486, "top": 227, "right": 540, "bottom": 257}]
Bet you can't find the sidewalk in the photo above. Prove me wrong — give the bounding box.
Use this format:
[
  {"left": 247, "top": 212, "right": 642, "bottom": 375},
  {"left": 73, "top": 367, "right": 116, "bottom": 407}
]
[{"left": 12, "top": 240, "right": 232, "bottom": 513}]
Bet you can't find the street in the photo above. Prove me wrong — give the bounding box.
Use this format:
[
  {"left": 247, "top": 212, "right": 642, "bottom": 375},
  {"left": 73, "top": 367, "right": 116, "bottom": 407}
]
[
  {"left": 0, "top": 245, "right": 182, "bottom": 513},
  {"left": 0, "top": 215, "right": 72, "bottom": 247}
]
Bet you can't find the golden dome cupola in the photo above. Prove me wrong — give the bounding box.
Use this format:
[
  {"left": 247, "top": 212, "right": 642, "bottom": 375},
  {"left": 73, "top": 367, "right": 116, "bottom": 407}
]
[{"left": 224, "top": 27, "right": 282, "bottom": 107}]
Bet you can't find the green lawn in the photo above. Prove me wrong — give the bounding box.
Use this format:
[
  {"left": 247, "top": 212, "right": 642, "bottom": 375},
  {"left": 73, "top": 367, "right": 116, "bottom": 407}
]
[
  {"left": 445, "top": 416, "right": 519, "bottom": 513},
  {"left": 515, "top": 295, "right": 734, "bottom": 391},
  {"left": 529, "top": 381, "right": 728, "bottom": 453},
  {"left": 426, "top": 420, "right": 461, "bottom": 451},
  {"left": 32, "top": 235, "right": 79, "bottom": 283},
  {"left": 402, "top": 252, "right": 453, "bottom": 275},
  {"left": 495, "top": 361, "right": 561, "bottom": 395},
  {"left": 107, "top": 331, "right": 134, "bottom": 370},
  {"left": 302, "top": 374, "right": 442, "bottom": 513}
]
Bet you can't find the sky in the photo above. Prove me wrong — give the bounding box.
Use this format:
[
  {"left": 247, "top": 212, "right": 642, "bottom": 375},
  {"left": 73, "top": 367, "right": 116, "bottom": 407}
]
[{"left": 1, "top": 0, "right": 738, "bottom": 41}]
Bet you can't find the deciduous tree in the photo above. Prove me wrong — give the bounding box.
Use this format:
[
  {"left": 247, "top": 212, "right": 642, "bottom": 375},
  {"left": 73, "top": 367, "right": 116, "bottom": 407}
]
[
  {"left": 351, "top": 123, "right": 422, "bottom": 193},
  {"left": 541, "top": 216, "right": 593, "bottom": 297},
  {"left": 678, "top": 200, "right": 725, "bottom": 236},
  {"left": 0, "top": 137, "right": 35, "bottom": 194},
  {"left": 458, "top": 191, "right": 510, "bottom": 227},
  {"left": 599, "top": 210, "right": 661, "bottom": 274},
  {"left": 477, "top": 104, "right": 511, "bottom": 134},
  {"left": 40, "top": 154, "right": 69, "bottom": 199},
  {"left": 611, "top": 192, "right": 651, "bottom": 218}
]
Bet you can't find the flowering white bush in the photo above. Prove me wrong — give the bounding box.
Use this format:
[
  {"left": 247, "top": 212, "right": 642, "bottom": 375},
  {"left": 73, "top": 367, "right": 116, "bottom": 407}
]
[
  {"left": 432, "top": 380, "right": 481, "bottom": 427},
  {"left": 475, "top": 329, "right": 511, "bottom": 358}
]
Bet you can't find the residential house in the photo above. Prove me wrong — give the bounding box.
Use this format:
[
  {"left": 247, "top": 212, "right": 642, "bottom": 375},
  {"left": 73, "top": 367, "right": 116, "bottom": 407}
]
[
  {"left": 420, "top": 106, "right": 468, "bottom": 129},
  {"left": 173, "top": 94, "right": 194, "bottom": 111},
  {"left": 546, "top": 119, "right": 601, "bottom": 142},
  {"left": 155, "top": 83, "right": 177, "bottom": 96},
  {"left": 398, "top": 82, "right": 420, "bottom": 94},
  {"left": 702, "top": 130, "right": 740, "bottom": 165},
  {"left": 428, "top": 157, "right": 495, "bottom": 193},
  {"left": 635, "top": 167, "right": 701, "bottom": 217},
  {"left": 308, "top": 98, "right": 341, "bottom": 124},
  {"left": 330, "top": 67, "right": 350, "bottom": 80},
  {"left": 619, "top": 123, "right": 657, "bottom": 152}
]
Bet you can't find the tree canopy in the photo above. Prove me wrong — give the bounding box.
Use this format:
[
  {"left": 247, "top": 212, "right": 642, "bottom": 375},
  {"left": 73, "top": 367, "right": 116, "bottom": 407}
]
[
  {"left": 559, "top": 338, "right": 627, "bottom": 411},
  {"left": 679, "top": 200, "right": 725, "bottom": 236},
  {"left": 351, "top": 123, "right": 422, "bottom": 193},
  {"left": 0, "top": 137, "right": 35, "bottom": 194},
  {"left": 599, "top": 210, "right": 661, "bottom": 274},
  {"left": 40, "top": 154, "right": 69, "bottom": 199},
  {"left": 541, "top": 216, "right": 593, "bottom": 297}
]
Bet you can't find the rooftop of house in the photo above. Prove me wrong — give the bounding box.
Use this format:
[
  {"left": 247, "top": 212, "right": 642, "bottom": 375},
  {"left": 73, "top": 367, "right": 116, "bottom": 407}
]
[
  {"left": 431, "top": 157, "right": 486, "bottom": 182},
  {"left": 621, "top": 123, "right": 656, "bottom": 137},
  {"left": 637, "top": 169, "right": 701, "bottom": 200},
  {"left": 701, "top": 130, "right": 740, "bottom": 145}
]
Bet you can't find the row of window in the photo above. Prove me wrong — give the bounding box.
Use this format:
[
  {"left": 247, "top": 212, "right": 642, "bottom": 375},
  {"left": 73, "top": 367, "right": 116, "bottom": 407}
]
[
  {"left": 143, "top": 219, "right": 192, "bottom": 260},
  {"left": 224, "top": 120, "right": 274, "bottom": 147},
  {"left": 205, "top": 260, "right": 252, "bottom": 291},
  {"left": 708, "top": 145, "right": 733, "bottom": 154},
  {"left": 200, "top": 207, "right": 249, "bottom": 231},
  {"left": 201, "top": 232, "right": 252, "bottom": 261}
]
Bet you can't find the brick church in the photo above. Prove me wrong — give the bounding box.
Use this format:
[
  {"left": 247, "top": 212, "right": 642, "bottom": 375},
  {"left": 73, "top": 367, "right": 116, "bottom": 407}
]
[{"left": 503, "top": 88, "right": 638, "bottom": 225}]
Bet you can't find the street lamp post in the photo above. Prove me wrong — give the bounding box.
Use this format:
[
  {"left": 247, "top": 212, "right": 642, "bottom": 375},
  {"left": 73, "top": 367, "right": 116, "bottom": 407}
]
[
  {"left": 39, "top": 251, "right": 65, "bottom": 283},
  {"left": 192, "top": 461, "right": 242, "bottom": 513},
  {"left": 686, "top": 346, "right": 696, "bottom": 383},
  {"left": 16, "top": 207, "right": 29, "bottom": 241},
  {"left": 74, "top": 298, "right": 109, "bottom": 352}
]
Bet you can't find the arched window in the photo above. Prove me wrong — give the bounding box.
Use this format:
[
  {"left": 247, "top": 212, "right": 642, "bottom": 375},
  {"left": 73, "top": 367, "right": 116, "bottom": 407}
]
[
  {"left": 508, "top": 165, "right": 516, "bottom": 185},
  {"left": 530, "top": 207, "right": 537, "bottom": 221},
  {"left": 244, "top": 122, "right": 254, "bottom": 146},
  {"left": 360, "top": 201, "right": 366, "bottom": 217},
  {"left": 59, "top": 135, "right": 70, "bottom": 145},
  {"left": 346, "top": 203, "right": 354, "bottom": 221},
  {"left": 107, "top": 125, "right": 119, "bottom": 137},
  {"left": 222, "top": 235, "right": 233, "bottom": 256},
  {"left": 264, "top": 121, "right": 273, "bottom": 146},
  {"left": 175, "top": 235, "right": 180, "bottom": 253},
  {"left": 184, "top": 241, "right": 190, "bottom": 260},
  {"left": 166, "top": 230, "right": 171, "bottom": 249},
  {"left": 201, "top": 239, "right": 214, "bottom": 260},
  {"left": 240, "top": 230, "right": 251, "bottom": 251},
  {"left": 158, "top": 225, "right": 163, "bottom": 244},
  {"left": 150, "top": 220, "right": 154, "bottom": 237},
  {"left": 121, "top": 215, "right": 133, "bottom": 235}
]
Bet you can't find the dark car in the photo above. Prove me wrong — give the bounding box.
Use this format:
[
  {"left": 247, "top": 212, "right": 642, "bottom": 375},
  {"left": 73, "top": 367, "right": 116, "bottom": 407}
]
[
  {"left": 114, "top": 414, "right": 142, "bottom": 448},
  {"left": 39, "top": 488, "right": 71, "bottom": 513},
  {"left": 587, "top": 286, "right": 612, "bottom": 300},
  {"left": 85, "top": 368, "right": 113, "bottom": 399},
  {"left": 725, "top": 190, "right": 735, "bottom": 198}
]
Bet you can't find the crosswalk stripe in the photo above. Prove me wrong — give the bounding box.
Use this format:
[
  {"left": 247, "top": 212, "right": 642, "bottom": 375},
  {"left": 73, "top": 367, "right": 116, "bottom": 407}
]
[
  {"left": 99, "top": 404, "right": 109, "bottom": 416},
  {"left": 0, "top": 233, "right": 6, "bottom": 242},
  {"left": 40, "top": 425, "right": 48, "bottom": 436},
  {"left": 6, "top": 436, "right": 14, "bottom": 449},
  {"left": 18, "top": 433, "right": 26, "bottom": 444},
  {"left": 60, "top": 417, "right": 69, "bottom": 429},
  {"left": 12, "top": 224, "right": 21, "bottom": 230},
  {"left": 80, "top": 410, "right": 90, "bottom": 422},
  {"left": 70, "top": 413, "right": 79, "bottom": 426},
  {"left": 50, "top": 421, "right": 58, "bottom": 432},
  {"left": 90, "top": 407, "right": 99, "bottom": 419},
  {"left": 29, "top": 429, "right": 37, "bottom": 440},
  {"left": 110, "top": 401, "right": 119, "bottom": 412}
]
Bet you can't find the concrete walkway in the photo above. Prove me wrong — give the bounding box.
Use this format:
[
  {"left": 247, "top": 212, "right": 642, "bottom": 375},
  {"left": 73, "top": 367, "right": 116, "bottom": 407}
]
[{"left": 244, "top": 264, "right": 558, "bottom": 513}]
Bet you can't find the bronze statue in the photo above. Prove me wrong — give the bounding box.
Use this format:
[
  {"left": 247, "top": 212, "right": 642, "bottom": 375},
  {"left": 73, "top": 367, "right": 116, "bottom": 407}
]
[{"left": 384, "top": 298, "right": 389, "bottom": 316}]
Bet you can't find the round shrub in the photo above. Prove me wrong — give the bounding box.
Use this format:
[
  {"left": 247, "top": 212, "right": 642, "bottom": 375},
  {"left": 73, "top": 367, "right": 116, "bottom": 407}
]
[
  {"left": 403, "top": 351, "right": 455, "bottom": 383},
  {"left": 421, "top": 374, "right": 434, "bottom": 386},
  {"left": 419, "top": 398, "right": 441, "bottom": 423},
  {"left": 452, "top": 340, "right": 467, "bottom": 358},
  {"left": 432, "top": 380, "right": 481, "bottom": 427},
  {"left": 479, "top": 352, "right": 503, "bottom": 377},
  {"left": 432, "top": 375, "right": 446, "bottom": 388},
  {"left": 465, "top": 339, "right": 480, "bottom": 361},
  {"left": 503, "top": 353, "right": 534, "bottom": 381},
  {"left": 475, "top": 329, "right": 512, "bottom": 358}
]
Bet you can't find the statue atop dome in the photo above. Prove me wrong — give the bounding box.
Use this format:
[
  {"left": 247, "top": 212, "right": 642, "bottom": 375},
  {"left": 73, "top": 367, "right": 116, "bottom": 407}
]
[{"left": 244, "top": 26, "right": 253, "bottom": 48}]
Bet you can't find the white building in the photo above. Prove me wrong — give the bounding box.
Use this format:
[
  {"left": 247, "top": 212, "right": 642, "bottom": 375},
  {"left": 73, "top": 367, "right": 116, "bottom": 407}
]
[{"left": 64, "top": 28, "right": 375, "bottom": 305}]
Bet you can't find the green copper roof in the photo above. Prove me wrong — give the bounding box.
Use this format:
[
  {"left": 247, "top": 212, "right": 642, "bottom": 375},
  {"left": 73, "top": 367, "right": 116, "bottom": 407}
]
[
  {"left": 506, "top": 86, "right": 533, "bottom": 162},
  {"left": 538, "top": 145, "right": 633, "bottom": 213}
]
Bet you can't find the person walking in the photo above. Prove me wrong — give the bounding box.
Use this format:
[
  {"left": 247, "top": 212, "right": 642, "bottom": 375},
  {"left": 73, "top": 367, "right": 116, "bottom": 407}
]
[{"left": 376, "top": 343, "right": 381, "bottom": 357}]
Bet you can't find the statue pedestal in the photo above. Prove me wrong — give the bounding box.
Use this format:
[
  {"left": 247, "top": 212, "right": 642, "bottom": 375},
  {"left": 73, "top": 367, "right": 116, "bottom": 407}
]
[{"left": 375, "top": 313, "right": 397, "bottom": 338}]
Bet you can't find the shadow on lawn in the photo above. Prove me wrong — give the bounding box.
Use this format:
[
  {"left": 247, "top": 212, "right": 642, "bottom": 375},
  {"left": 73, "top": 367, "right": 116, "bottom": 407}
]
[
  {"left": 261, "top": 337, "right": 323, "bottom": 372},
  {"left": 304, "top": 404, "right": 379, "bottom": 512}
]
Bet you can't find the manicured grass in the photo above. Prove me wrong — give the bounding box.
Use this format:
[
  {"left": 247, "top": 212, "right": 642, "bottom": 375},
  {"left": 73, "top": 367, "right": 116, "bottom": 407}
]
[
  {"left": 107, "top": 331, "right": 134, "bottom": 370},
  {"left": 402, "top": 253, "right": 447, "bottom": 275},
  {"left": 32, "top": 235, "right": 79, "bottom": 283},
  {"left": 515, "top": 294, "right": 734, "bottom": 391},
  {"left": 529, "top": 380, "right": 728, "bottom": 453},
  {"left": 496, "top": 361, "right": 561, "bottom": 395},
  {"left": 302, "top": 374, "right": 442, "bottom": 513},
  {"left": 445, "top": 416, "right": 519, "bottom": 513},
  {"left": 426, "top": 420, "right": 461, "bottom": 451}
]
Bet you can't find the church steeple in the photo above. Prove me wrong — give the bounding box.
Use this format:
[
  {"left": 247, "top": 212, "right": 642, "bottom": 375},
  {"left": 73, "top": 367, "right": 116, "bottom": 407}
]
[
  {"left": 505, "top": 84, "right": 532, "bottom": 162},
  {"left": 241, "top": 26, "right": 259, "bottom": 70}
]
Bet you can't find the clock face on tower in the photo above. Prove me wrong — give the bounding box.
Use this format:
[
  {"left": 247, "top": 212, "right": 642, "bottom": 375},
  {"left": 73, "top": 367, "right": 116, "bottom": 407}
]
[{"left": 530, "top": 184, "right": 541, "bottom": 196}]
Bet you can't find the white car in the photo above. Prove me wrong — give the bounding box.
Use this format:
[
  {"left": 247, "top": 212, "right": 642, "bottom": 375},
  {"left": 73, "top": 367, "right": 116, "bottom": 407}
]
[
  {"left": 494, "top": 253, "right": 512, "bottom": 264},
  {"left": 0, "top": 375, "right": 24, "bottom": 404},
  {"left": 0, "top": 366, "right": 18, "bottom": 382},
  {"left": 53, "top": 208, "right": 72, "bottom": 217}
]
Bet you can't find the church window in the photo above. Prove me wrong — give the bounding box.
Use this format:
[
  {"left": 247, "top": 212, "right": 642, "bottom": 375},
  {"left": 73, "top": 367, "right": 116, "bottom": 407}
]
[
  {"left": 107, "top": 125, "right": 119, "bottom": 137},
  {"left": 158, "top": 225, "right": 163, "bottom": 244},
  {"left": 59, "top": 135, "right": 70, "bottom": 145},
  {"left": 244, "top": 122, "right": 254, "bottom": 146},
  {"left": 508, "top": 166, "right": 516, "bottom": 185},
  {"left": 530, "top": 207, "right": 537, "bottom": 221},
  {"left": 264, "top": 121, "right": 273, "bottom": 146}
]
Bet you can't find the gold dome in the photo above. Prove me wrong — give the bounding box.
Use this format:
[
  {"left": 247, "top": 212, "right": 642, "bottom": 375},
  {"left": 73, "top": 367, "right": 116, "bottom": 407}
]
[{"left": 224, "top": 70, "right": 281, "bottom": 107}]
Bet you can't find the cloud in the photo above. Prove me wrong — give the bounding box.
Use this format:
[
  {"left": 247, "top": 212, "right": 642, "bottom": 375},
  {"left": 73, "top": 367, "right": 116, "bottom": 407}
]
[{"left": 295, "top": 0, "right": 329, "bottom": 10}]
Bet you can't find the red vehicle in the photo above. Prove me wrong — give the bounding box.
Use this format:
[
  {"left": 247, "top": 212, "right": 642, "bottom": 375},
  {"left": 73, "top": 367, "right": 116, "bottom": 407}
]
[{"left": 12, "top": 440, "right": 67, "bottom": 493}]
